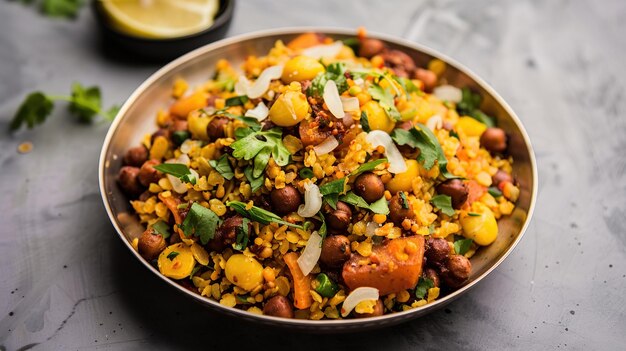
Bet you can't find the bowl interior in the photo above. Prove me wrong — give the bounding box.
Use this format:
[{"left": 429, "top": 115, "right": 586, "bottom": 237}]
[{"left": 99, "top": 28, "right": 536, "bottom": 331}]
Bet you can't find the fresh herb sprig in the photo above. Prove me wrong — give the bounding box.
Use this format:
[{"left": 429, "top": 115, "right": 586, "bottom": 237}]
[
  {"left": 456, "top": 88, "right": 495, "bottom": 127},
  {"left": 339, "top": 192, "right": 389, "bottom": 215},
  {"left": 153, "top": 163, "right": 197, "bottom": 185},
  {"left": 430, "top": 194, "right": 455, "bottom": 216},
  {"left": 453, "top": 238, "right": 473, "bottom": 255},
  {"left": 368, "top": 83, "right": 401, "bottom": 121},
  {"left": 180, "top": 203, "right": 220, "bottom": 245},
  {"left": 209, "top": 154, "right": 234, "bottom": 180},
  {"left": 308, "top": 62, "right": 348, "bottom": 97},
  {"left": 415, "top": 277, "right": 435, "bottom": 299},
  {"left": 10, "top": 82, "right": 119, "bottom": 131},
  {"left": 230, "top": 128, "right": 291, "bottom": 178},
  {"left": 227, "top": 201, "right": 303, "bottom": 229}
]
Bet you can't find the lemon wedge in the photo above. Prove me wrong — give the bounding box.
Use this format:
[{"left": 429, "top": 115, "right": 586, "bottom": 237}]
[{"left": 99, "top": 0, "right": 219, "bottom": 39}]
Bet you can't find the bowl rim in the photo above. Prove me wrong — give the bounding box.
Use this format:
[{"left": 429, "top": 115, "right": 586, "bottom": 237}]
[{"left": 98, "top": 26, "right": 538, "bottom": 328}]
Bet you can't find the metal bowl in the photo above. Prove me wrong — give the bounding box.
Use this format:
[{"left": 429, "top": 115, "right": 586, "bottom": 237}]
[{"left": 98, "top": 27, "right": 537, "bottom": 332}]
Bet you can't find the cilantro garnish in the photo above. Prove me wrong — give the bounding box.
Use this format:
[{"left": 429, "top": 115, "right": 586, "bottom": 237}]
[
  {"left": 349, "top": 158, "right": 387, "bottom": 177},
  {"left": 488, "top": 187, "right": 502, "bottom": 197},
  {"left": 9, "top": 83, "right": 119, "bottom": 131},
  {"left": 339, "top": 192, "right": 389, "bottom": 215},
  {"left": 151, "top": 221, "right": 171, "bottom": 239},
  {"left": 299, "top": 168, "right": 314, "bottom": 179},
  {"left": 368, "top": 83, "right": 401, "bottom": 121},
  {"left": 391, "top": 124, "right": 458, "bottom": 179},
  {"left": 209, "top": 154, "right": 234, "bottom": 180},
  {"left": 360, "top": 111, "right": 371, "bottom": 132},
  {"left": 225, "top": 95, "right": 249, "bottom": 107},
  {"left": 166, "top": 251, "right": 180, "bottom": 261},
  {"left": 41, "top": 0, "right": 84, "bottom": 18},
  {"left": 244, "top": 166, "right": 264, "bottom": 193},
  {"left": 398, "top": 191, "right": 409, "bottom": 209},
  {"left": 233, "top": 217, "right": 250, "bottom": 251},
  {"left": 153, "top": 163, "right": 197, "bottom": 185},
  {"left": 453, "top": 238, "right": 473, "bottom": 255},
  {"left": 308, "top": 62, "right": 348, "bottom": 97},
  {"left": 415, "top": 277, "right": 435, "bottom": 299},
  {"left": 226, "top": 201, "right": 303, "bottom": 229},
  {"left": 456, "top": 88, "right": 495, "bottom": 127},
  {"left": 180, "top": 203, "right": 220, "bottom": 245},
  {"left": 230, "top": 128, "right": 291, "bottom": 178},
  {"left": 430, "top": 194, "right": 455, "bottom": 216}
]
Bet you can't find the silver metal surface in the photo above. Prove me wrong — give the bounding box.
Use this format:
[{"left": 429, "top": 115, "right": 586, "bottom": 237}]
[{"left": 99, "top": 27, "right": 536, "bottom": 331}]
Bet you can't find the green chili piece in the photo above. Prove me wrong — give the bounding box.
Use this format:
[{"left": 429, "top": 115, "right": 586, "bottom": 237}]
[{"left": 313, "top": 273, "right": 339, "bottom": 298}]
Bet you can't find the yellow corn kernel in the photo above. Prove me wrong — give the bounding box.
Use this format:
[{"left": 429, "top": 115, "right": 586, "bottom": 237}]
[
  {"left": 502, "top": 182, "right": 520, "bottom": 202},
  {"left": 460, "top": 202, "right": 498, "bottom": 246},
  {"left": 476, "top": 171, "right": 493, "bottom": 187},
  {"left": 149, "top": 136, "right": 169, "bottom": 160},
  {"left": 428, "top": 59, "right": 446, "bottom": 77},
  {"left": 281, "top": 56, "right": 325, "bottom": 83},
  {"left": 373, "top": 214, "right": 387, "bottom": 224},
  {"left": 396, "top": 290, "right": 410, "bottom": 303},
  {"left": 356, "top": 92, "right": 372, "bottom": 105},
  {"left": 148, "top": 183, "right": 162, "bottom": 193},
  {"left": 362, "top": 101, "right": 394, "bottom": 133},
  {"left": 386, "top": 160, "right": 419, "bottom": 194},
  {"left": 220, "top": 293, "right": 236, "bottom": 307},
  {"left": 427, "top": 287, "right": 440, "bottom": 302},
  {"left": 356, "top": 241, "right": 373, "bottom": 257},
  {"left": 456, "top": 117, "right": 487, "bottom": 137},
  {"left": 172, "top": 78, "right": 188, "bottom": 98},
  {"left": 209, "top": 199, "right": 227, "bottom": 216}
]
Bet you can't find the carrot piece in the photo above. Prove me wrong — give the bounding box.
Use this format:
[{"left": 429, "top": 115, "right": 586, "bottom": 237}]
[
  {"left": 283, "top": 252, "right": 312, "bottom": 310},
  {"left": 287, "top": 33, "right": 323, "bottom": 50},
  {"left": 465, "top": 180, "right": 485, "bottom": 205},
  {"left": 169, "top": 91, "right": 209, "bottom": 118},
  {"left": 158, "top": 193, "right": 182, "bottom": 225}
]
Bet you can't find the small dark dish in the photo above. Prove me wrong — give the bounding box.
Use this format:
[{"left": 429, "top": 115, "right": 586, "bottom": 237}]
[{"left": 92, "top": 0, "right": 235, "bottom": 62}]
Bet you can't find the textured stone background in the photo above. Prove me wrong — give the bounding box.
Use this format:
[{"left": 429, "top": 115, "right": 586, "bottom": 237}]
[{"left": 1, "top": 0, "right": 625, "bottom": 350}]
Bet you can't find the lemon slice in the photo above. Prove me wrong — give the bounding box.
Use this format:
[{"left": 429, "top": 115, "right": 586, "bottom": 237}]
[{"left": 99, "top": 0, "right": 219, "bottom": 39}]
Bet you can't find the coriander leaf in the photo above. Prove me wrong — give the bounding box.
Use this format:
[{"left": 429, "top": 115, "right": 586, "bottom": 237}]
[
  {"left": 69, "top": 82, "right": 102, "bottom": 123},
  {"left": 449, "top": 130, "right": 460, "bottom": 139},
  {"left": 393, "top": 76, "right": 419, "bottom": 98},
  {"left": 104, "top": 105, "right": 120, "bottom": 121},
  {"left": 391, "top": 128, "right": 437, "bottom": 170},
  {"left": 299, "top": 168, "right": 314, "bottom": 179},
  {"left": 431, "top": 194, "right": 455, "bottom": 216},
  {"left": 151, "top": 220, "right": 171, "bottom": 239},
  {"left": 9, "top": 92, "right": 54, "bottom": 131},
  {"left": 399, "top": 191, "right": 409, "bottom": 209},
  {"left": 368, "top": 83, "right": 401, "bottom": 121},
  {"left": 457, "top": 88, "right": 495, "bottom": 127},
  {"left": 324, "top": 193, "right": 339, "bottom": 210},
  {"left": 350, "top": 158, "right": 387, "bottom": 177},
  {"left": 488, "top": 186, "right": 502, "bottom": 197},
  {"left": 360, "top": 111, "right": 371, "bottom": 132},
  {"left": 41, "top": 0, "right": 83, "bottom": 18},
  {"left": 230, "top": 128, "right": 291, "bottom": 176},
  {"left": 180, "top": 203, "right": 220, "bottom": 245},
  {"left": 227, "top": 201, "right": 303, "bottom": 229},
  {"left": 454, "top": 238, "right": 473, "bottom": 255},
  {"left": 244, "top": 166, "right": 264, "bottom": 193},
  {"left": 415, "top": 277, "right": 434, "bottom": 299},
  {"left": 342, "top": 37, "right": 360, "bottom": 53},
  {"left": 167, "top": 251, "right": 179, "bottom": 261},
  {"left": 153, "top": 163, "right": 197, "bottom": 185},
  {"left": 231, "top": 115, "right": 262, "bottom": 131},
  {"left": 339, "top": 192, "right": 389, "bottom": 215},
  {"left": 368, "top": 196, "right": 390, "bottom": 215},
  {"left": 319, "top": 178, "right": 346, "bottom": 196},
  {"left": 225, "top": 95, "right": 249, "bottom": 107},
  {"left": 233, "top": 217, "right": 250, "bottom": 251},
  {"left": 318, "top": 212, "right": 328, "bottom": 242},
  {"left": 253, "top": 147, "right": 272, "bottom": 178},
  {"left": 190, "top": 265, "right": 202, "bottom": 277},
  {"left": 209, "top": 154, "right": 234, "bottom": 180},
  {"left": 235, "top": 126, "right": 255, "bottom": 139},
  {"left": 467, "top": 212, "right": 481, "bottom": 217},
  {"left": 308, "top": 62, "right": 348, "bottom": 97}
]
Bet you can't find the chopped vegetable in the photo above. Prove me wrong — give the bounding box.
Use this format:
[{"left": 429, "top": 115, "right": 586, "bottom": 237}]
[
  {"left": 230, "top": 128, "right": 291, "bottom": 177},
  {"left": 308, "top": 62, "right": 348, "bottom": 97},
  {"left": 454, "top": 238, "right": 473, "bottom": 255},
  {"left": 415, "top": 277, "right": 434, "bottom": 299},
  {"left": 339, "top": 192, "right": 389, "bottom": 215},
  {"left": 225, "top": 95, "right": 249, "bottom": 107},
  {"left": 209, "top": 154, "right": 234, "bottom": 180},
  {"left": 313, "top": 273, "right": 339, "bottom": 298},
  {"left": 349, "top": 158, "right": 387, "bottom": 177},
  {"left": 430, "top": 194, "right": 455, "bottom": 216},
  {"left": 179, "top": 203, "right": 220, "bottom": 245},
  {"left": 153, "top": 163, "right": 197, "bottom": 185},
  {"left": 226, "top": 201, "right": 303, "bottom": 229},
  {"left": 244, "top": 166, "right": 264, "bottom": 192},
  {"left": 299, "top": 168, "right": 314, "bottom": 179},
  {"left": 360, "top": 111, "right": 371, "bottom": 132},
  {"left": 283, "top": 252, "right": 312, "bottom": 309},
  {"left": 296, "top": 231, "right": 323, "bottom": 276},
  {"left": 341, "top": 287, "right": 379, "bottom": 317}
]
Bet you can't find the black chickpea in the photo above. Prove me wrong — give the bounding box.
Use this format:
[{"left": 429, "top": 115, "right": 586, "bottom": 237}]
[
  {"left": 138, "top": 159, "right": 162, "bottom": 187},
  {"left": 436, "top": 179, "right": 469, "bottom": 209},
  {"left": 388, "top": 192, "right": 415, "bottom": 225},
  {"left": 118, "top": 166, "right": 143, "bottom": 195},
  {"left": 138, "top": 228, "right": 166, "bottom": 261},
  {"left": 441, "top": 254, "right": 472, "bottom": 288},
  {"left": 320, "top": 235, "right": 351, "bottom": 268},
  {"left": 425, "top": 237, "right": 450, "bottom": 266},
  {"left": 270, "top": 186, "right": 302, "bottom": 215},
  {"left": 359, "top": 38, "right": 385, "bottom": 58},
  {"left": 353, "top": 172, "right": 385, "bottom": 203},
  {"left": 480, "top": 127, "right": 507, "bottom": 153},
  {"left": 492, "top": 170, "right": 513, "bottom": 187},
  {"left": 263, "top": 295, "right": 294, "bottom": 318},
  {"left": 123, "top": 146, "right": 148, "bottom": 167},
  {"left": 423, "top": 267, "right": 441, "bottom": 288},
  {"left": 326, "top": 201, "right": 352, "bottom": 230}
]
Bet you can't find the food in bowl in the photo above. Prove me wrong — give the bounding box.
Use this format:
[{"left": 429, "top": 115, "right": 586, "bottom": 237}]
[{"left": 116, "top": 30, "right": 520, "bottom": 320}]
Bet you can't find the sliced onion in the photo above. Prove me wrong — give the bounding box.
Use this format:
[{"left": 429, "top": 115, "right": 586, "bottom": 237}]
[
  {"left": 297, "top": 231, "right": 322, "bottom": 276},
  {"left": 353, "top": 78, "right": 365, "bottom": 87},
  {"left": 365, "top": 131, "right": 407, "bottom": 173},
  {"left": 313, "top": 136, "right": 339, "bottom": 155},
  {"left": 301, "top": 41, "right": 343, "bottom": 59},
  {"left": 365, "top": 222, "right": 379, "bottom": 237},
  {"left": 180, "top": 140, "right": 201, "bottom": 154},
  {"left": 426, "top": 114, "right": 443, "bottom": 131},
  {"left": 342, "top": 112, "right": 354, "bottom": 127},
  {"left": 433, "top": 85, "right": 462, "bottom": 103},
  {"left": 234, "top": 75, "right": 252, "bottom": 95},
  {"left": 341, "top": 287, "right": 380, "bottom": 317},
  {"left": 297, "top": 182, "right": 323, "bottom": 218},
  {"left": 245, "top": 101, "right": 269, "bottom": 121},
  {"left": 341, "top": 96, "right": 360, "bottom": 112},
  {"left": 246, "top": 65, "right": 283, "bottom": 99},
  {"left": 323, "top": 80, "right": 344, "bottom": 118},
  {"left": 166, "top": 155, "right": 193, "bottom": 194}
]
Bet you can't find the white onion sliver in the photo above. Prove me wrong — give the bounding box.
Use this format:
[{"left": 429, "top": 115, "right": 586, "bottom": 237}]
[
  {"left": 433, "top": 85, "right": 462, "bottom": 103},
  {"left": 365, "top": 222, "right": 379, "bottom": 238},
  {"left": 323, "top": 80, "right": 344, "bottom": 118},
  {"left": 234, "top": 75, "right": 252, "bottom": 95},
  {"left": 353, "top": 78, "right": 365, "bottom": 87},
  {"left": 313, "top": 136, "right": 339, "bottom": 155},
  {"left": 246, "top": 65, "right": 283, "bottom": 99},
  {"left": 340, "top": 96, "right": 360, "bottom": 112},
  {"left": 296, "top": 231, "right": 322, "bottom": 276},
  {"left": 342, "top": 112, "right": 354, "bottom": 127},
  {"left": 301, "top": 41, "right": 343, "bottom": 59},
  {"left": 365, "top": 131, "right": 407, "bottom": 174},
  {"left": 244, "top": 101, "right": 269, "bottom": 121},
  {"left": 167, "top": 174, "right": 188, "bottom": 194},
  {"left": 426, "top": 114, "right": 443, "bottom": 131},
  {"left": 341, "top": 287, "right": 380, "bottom": 317},
  {"left": 297, "top": 183, "right": 323, "bottom": 218}
]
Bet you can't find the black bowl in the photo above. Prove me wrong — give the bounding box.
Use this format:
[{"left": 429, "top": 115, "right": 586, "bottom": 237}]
[{"left": 92, "top": 0, "right": 235, "bottom": 62}]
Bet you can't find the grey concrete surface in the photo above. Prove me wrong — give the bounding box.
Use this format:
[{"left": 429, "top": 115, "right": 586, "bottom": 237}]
[{"left": 1, "top": 0, "right": 625, "bottom": 350}]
